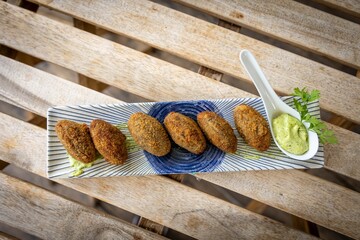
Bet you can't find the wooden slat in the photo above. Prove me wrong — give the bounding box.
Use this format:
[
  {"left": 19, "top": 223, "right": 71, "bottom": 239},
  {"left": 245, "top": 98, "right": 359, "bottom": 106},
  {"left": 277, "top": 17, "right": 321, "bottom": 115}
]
[
  {"left": 0, "top": 172, "right": 167, "bottom": 240},
  {"left": 73, "top": 19, "right": 109, "bottom": 92},
  {"left": 197, "top": 170, "right": 360, "bottom": 239},
  {"left": 175, "top": 0, "right": 360, "bottom": 68},
  {"left": 0, "top": 114, "right": 315, "bottom": 240},
  {"left": 27, "top": 114, "right": 47, "bottom": 128},
  {"left": 0, "top": 0, "right": 39, "bottom": 63},
  {"left": 323, "top": 123, "right": 360, "bottom": 180},
  {"left": 169, "top": 19, "right": 242, "bottom": 183},
  {"left": 0, "top": 232, "right": 18, "bottom": 240},
  {"left": 0, "top": 1, "right": 252, "bottom": 103},
  {"left": 324, "top": 69, "right": 360, "bottom": 177},
  {"left": 329, "top": 115, "right": 354, "bottom": 130},
  {"left": 18, "top": 0, "right": 360, "bottom": 124},
  {"left": 313, "top": 0, "right": 360, "bottom": 18},
  {"left": 245, "top": 200, "right": 268, "bottom": 214},
  {"left": 1, "top": 56, "right": 359, "bottom": 238},
  {"left": 138, "top": 218, "right": 165, "bottom": 235},
  {"left": 291, "top": 217, "right": 311, "bottom": 235},
  {"left": 323, "top": 69, "right": 360, "bottom": 177},
  {"left": 1, "top": 46, "right": 359, "bottom": 181},
  {"left": 0, "top": 59, "right": 117, "bottom": 117}
]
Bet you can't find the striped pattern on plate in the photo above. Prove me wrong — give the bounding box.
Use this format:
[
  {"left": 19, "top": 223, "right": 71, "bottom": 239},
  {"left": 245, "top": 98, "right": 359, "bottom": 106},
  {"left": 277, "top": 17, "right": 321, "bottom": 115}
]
[{"left": 47, "top": 97, "right": 323, "bottom": 178}]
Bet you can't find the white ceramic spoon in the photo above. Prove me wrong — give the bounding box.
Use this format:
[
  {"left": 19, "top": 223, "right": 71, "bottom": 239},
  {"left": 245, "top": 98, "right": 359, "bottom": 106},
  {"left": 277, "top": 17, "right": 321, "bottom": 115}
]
[{"left": 239, "top": 50, "right": 319, "bottom": 160}]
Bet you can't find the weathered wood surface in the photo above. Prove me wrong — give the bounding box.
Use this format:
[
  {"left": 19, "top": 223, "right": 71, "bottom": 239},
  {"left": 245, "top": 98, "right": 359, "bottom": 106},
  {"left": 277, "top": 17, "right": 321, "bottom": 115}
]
[
  {"left": 1, "top": 48, "right": 359, "bottom": 181},
  {"left": 0, "top": 1, "right": 251, "bottom": 102},
  {"left": 0, "top": 115, "right": 316, "bottom": 240},
  {"left": 1, "top": 57, "right": 359, "bottom": 238},
  {"left": 73, "top": 19, "right": 109, "bottom": 92},
  {"left": 323, "top": 123, "right": 360, "bottom": 179},
  {"left": 175, "top": 0, "right": 360, "bottom": 68},
  {"left": 245, "top": 200, "right": 268, "bottom": 214},
  {"left": 2, "top": 1, "right": 360, "bottom": 124},
  {"left": 0, "top": 232, "right": 17, "bottom": 240},
  {"left": 197, "top": 170, "right": 360, "bottom": 239},
  {"left": 137, "top": 218, "right": 165, "bottom": 235},
  {"left": 0, "top": 172, "right": 168, "bottom": 240},
  {"left": 1, "top": 1, "right": 359, "bottom": 238},
  {"left": 313, "top": 0, "right": 360, "bottom": 18},
  {"left": 0, "top": 59, "right": 118, "bottom": 117}
]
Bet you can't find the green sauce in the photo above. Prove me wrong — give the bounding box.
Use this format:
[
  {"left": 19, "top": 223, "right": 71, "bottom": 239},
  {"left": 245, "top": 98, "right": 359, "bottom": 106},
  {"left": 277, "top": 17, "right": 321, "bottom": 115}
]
[
  {"left": 69, "top": 155, "right": 94, "bottom": 177},
  {"left": 68, "top": 122, "right": 141, "bottom": 177},
  {"left": 116, "top": 123, "right": 141, "bottom": 153},
  {"left": 234, "top": 151, "right": 261, "bottom": 160},
  {"left": 272, "top": 113, "right": 309, "bottom": 155}
]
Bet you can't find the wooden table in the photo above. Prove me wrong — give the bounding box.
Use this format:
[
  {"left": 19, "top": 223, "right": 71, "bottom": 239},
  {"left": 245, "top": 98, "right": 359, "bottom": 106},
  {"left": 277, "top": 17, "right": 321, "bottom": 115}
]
[{"left": 1, "top": 0, "right": 359, "bottom": 239}]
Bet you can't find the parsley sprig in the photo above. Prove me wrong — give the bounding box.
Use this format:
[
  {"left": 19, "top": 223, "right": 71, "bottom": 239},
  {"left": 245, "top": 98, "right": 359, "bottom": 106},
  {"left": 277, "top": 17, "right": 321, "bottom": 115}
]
[{"left": 292, "top": 87, "right": 337, "bottom": 144}]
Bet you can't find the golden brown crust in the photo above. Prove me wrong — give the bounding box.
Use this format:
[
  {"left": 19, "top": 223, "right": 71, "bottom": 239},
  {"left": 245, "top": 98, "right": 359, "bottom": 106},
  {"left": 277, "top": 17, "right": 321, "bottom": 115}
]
[
  {"left": 164, "top": 112, "right": 206, "bottom": 154},
  {"left": 233, "top": 105, "right": 271, "bottom": 151},
  {"left": 90, "top": 119, "right": 128, "bottom": 165},
  {"left": 128, "top": 112, "right": 171, "bottom": 156},
  {"left": 197, "top": 111, "right": 237, "bottom": 153},
  {"left": 55, "top": 120, "right": 97, "bottom": 163}
]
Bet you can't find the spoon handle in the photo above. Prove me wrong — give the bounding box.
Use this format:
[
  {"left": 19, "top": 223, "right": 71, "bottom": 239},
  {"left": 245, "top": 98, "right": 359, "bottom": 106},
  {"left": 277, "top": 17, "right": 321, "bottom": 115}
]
[{"left": 239, "top": 50, "right": 280, "bottom": 115}]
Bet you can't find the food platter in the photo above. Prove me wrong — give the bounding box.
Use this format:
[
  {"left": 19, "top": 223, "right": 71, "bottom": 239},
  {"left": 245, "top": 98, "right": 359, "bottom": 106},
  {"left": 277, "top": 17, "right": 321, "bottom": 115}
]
[{"left": 47, "top": 97, "right": 324, "bottom": 179}]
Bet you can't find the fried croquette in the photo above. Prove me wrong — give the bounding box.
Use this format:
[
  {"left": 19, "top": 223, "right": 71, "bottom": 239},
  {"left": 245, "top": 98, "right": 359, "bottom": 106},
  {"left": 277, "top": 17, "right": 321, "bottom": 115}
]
[
  {"left": 234, "top": 105, "right": 271, "bottom": 151},
  {"left": 197, "top": 111, "right": 237, "bottom": 153},
  {"left": 164, "top": 112, "right": 206, "bottom": 154},
  {"left": 90, "top": 119, "right": 127, "bottom": 165},
  {"left": 55, "top": 120, "right": 97, "bottom": 163},
  {"left": 128, "top": 112, "right": 171, "bottom": 156}
]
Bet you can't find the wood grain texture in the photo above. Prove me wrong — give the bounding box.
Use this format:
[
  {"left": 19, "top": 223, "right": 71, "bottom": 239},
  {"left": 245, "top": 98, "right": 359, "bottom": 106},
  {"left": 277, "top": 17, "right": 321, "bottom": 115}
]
[
  {"left": 0, "top": 0, "right": 39, "bottom": 64},
  {"left": 170, "top": 20, "right": 239, "bottom": 183},
  {"left": 329, "top": 115, "right": 354, "bottom": 130},
  {"left": 0, "top": 57, "right": 359, "bottom": 238},
  {"left": 313, "top": 0, "right": 360, "bottom": 18},
  {"left": 175, "top": 0, "right": 360, "bottom": 68},
  {"left": 19, "top": 0, "right": 360, "bottom": 124},
  {"left": 198, "top": 66, "right": 222, "bottom": 81},
  {"left": 73, "top": 19, "right": 109, "bottom": 92},
  {"left": 1, "top": 47, "right": 359, "bottom": 181},
  {"left": 0, "top": 1, "right": 252, "bottom": 103},
  {"left": 28, "top": 114, "right": 47, "bottom": 128},
  {"left": 138, "top": 217, "right": 165, "bottom": 235},
  {"left": 0, "top": 232, "right": 18, "bottom": 240},
  {"left": 0, "top": 172, "right": 167, "bottom": 240},
  {"left": 0, "top": 114, "right": 315, "bottom": 240},
  {"left": 197, "top": 170, "right": 360, "bottom": 239},
  {"left": 197, "top": 20, "right": 239, "bottom": 81},
  {"left": 245, "top": 200, "right": 267, "bottom": 214},
  {"left": 323, "top": 123, "right": 360, "bottom": 180},
  {"left": 324, "top": 69, "right": 360, "bottom": 179},
  {"left": 0, "top": 56, "right": 118, "bottom": 116},
  {"left": 291, "top": 217, "right": 311, "bottom": 235}
]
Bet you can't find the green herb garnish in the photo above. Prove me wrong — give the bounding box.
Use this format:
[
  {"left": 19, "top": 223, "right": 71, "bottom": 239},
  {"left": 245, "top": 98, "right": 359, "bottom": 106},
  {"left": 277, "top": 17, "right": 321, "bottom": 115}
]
[{"left": 292, "top": 87, "right": 337, "bottom": 144}]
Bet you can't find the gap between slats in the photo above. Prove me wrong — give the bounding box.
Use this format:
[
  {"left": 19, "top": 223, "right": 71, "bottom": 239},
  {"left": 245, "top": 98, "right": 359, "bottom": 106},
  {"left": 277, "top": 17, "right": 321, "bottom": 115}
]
[
  {"left": 0, "top": 2, "right": 336, "bottom": 239},
  {"left": 1, "top": 1, "right": 360, "bottom": 131},
  {"left": 0, "top": 115, "right": 319, "bottom": 240},
  {"left": 172, "top": 0, "right": 360, "bottom": 69},
  {"left": 0, "top": 57, "right": 359, "bottom": 238},
  {"left": 1, "top": 52, "right": 359, "bottom": 180},
  {"left": 0, "top": 171, "right": 168, "bottom": 240},
  {"left": 307, "top": 0, "right": 360, "bottom": 20},
  {"left": 2, "top": 1, "right": 360, "bottom": 238},
  {"left": 6, "top": 0, "right": 359, "bottom": 124}
]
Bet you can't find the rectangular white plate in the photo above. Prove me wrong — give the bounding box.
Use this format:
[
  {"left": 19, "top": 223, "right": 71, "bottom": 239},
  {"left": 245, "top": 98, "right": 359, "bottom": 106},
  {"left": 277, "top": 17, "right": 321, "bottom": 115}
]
[{"left": 47, "top": 97, "right": 324, "bottom": 178}]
